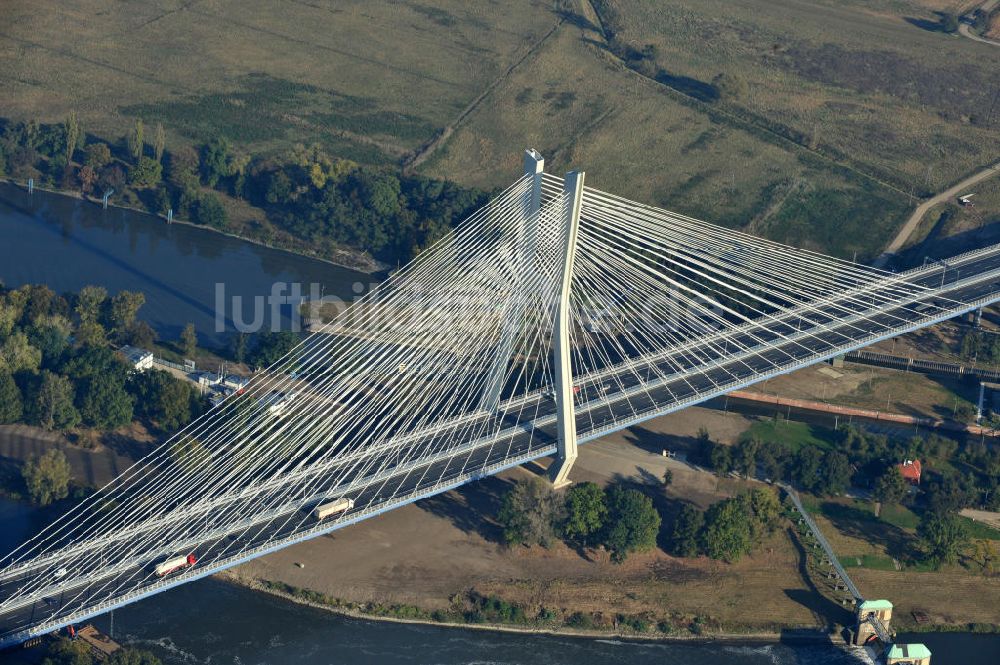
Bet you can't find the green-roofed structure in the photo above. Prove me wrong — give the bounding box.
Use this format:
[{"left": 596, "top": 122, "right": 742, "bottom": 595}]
[{"left": 886, "top": 643, "right": 931, "bottom": 664}]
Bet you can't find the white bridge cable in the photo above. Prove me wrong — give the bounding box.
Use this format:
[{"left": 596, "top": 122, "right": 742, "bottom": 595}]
[
  {"left": 0, "top": 172, "right": 534, "bottom": 570},
  {"left": 0, "top": 178, "right": 549, "bottom": 606},
  {"left": 0, "top": 176, "right": 584, "bottom": 624},
  {"left": 2, "top": 170, "right": 997, "bottom": 639}
]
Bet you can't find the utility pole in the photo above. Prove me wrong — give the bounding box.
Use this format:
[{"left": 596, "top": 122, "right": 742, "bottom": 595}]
[{"left": 550, "top": 170, "right": 585, "bottom": 489}]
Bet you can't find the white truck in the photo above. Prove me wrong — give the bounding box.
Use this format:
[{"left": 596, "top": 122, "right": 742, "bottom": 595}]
[
  {"left": 155, "top": 553, "right": 197, "bottom": 577},
  {"left": 313, "top": 497, "right": 355, "bottom": 521}
]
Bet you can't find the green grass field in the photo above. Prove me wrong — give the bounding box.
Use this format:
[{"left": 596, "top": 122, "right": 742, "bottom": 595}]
[
  {"left": 605, "top": 0, "right": 1000, "bottom": 193},
  {"left": 960, "top": 516, "right": 1000, "bottom": 541},
  {"left": 743, "top": 419, "right": 835, "bottom": 452},
  {"left": 0, "top": 0, "right": 557, "bottom": 162},
  {"left": 2, "top": 0, "right": 996, "bottom": 261}
]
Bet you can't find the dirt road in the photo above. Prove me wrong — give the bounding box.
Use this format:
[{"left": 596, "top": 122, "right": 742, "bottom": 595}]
[
  {"left": 874, "top": 162, "right": 1000, "bottom": 267},
  {"left": 959, "top": 0, "right": 1000, "bottom": 46}
]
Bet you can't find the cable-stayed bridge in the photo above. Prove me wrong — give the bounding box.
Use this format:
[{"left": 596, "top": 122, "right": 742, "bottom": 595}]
[{"left": 2, "top": 150, "right": 1000, "bottom": 647}]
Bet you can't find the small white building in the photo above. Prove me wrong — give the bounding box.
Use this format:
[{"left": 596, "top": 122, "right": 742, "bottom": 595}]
[
  {"left": 222, "top": 374, "right": 251, "bottom": 392},
  {"left": 118, "top": 345, "right": 154, "bottom": 372}
]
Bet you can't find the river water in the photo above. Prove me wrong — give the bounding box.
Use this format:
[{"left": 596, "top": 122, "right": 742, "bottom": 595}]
[
  {"left": 0, "top": 182, "right": 373, "bottom": 346},
  {"left": 0, "top": 186, "right": 997, "bottom": 664},
  {"left": 88, "top": 579, "right": 873, "bottom": 665}
]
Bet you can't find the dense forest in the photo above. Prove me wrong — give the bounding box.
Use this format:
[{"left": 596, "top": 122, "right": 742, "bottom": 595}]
[{"left": 0, "top": 282, "right": 206, "bottom": 504}]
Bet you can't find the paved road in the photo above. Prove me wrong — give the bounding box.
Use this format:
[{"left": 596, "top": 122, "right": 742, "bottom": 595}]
[
  {"left": 874, "top": 162, "right": 1000, "bottom": 267},
  {"left": 3, "top": 244, "right": 1000, "bottom": 645}
]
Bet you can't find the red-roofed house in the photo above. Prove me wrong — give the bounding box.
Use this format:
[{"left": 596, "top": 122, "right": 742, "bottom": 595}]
[{"left": 897, "top": 459, "right": 922, "bottom": 485}]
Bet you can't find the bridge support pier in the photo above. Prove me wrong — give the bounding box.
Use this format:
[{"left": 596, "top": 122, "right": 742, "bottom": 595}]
[
  {"left": 479, "top": 149, "right": 545, "bottom": 410},
  {"left": 855, "top": 599, "right": 893, "bottom": 645},
  {"left": 549, "top": 170, "right": 584, "bottom": 489}
]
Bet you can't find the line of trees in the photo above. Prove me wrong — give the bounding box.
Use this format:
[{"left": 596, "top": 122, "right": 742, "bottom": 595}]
[
  {"left": 669, "top": 487, "right": 782, "bottom": 563},
  {"left": 692, "top": 422, "right": 1000, "bottom": 513},
  {"left": 496, "top": 476, "right": 784, "bottom": 566},
  {"left": 496, "top": 478, "right": 661, "bottom": 563},
  {"left": 0, "top": 116, "right": 490, "bottom": 266},
  {"left": 42, "top": 638, "right": 161, "bottom": 665}
]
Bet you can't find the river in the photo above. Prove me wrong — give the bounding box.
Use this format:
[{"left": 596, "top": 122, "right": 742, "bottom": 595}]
[
  {"left": 85, "top": 579, "right": 873, "bottom": 665},
  {"left": 0, "top": 182, "right": 374, "bottom": 346},
  {"left": 0, "top": 186, "right": 998, "bottom": 664}
]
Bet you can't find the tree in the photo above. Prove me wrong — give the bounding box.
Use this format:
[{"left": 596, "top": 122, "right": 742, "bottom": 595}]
[
  {"left": 709, "top": 442, "right": 733, "bottom": 476},
  {"left": 941, "top": 13, "right": 960, "bottom": 33},
  {"left": 99, "top": 164, "right": 126, "bottom": 193},
  {"left": 701, "top": 496, "right": 752, "bottom": 563},
  {"left": 84, "top": 142, "right": 111, "bottom": 169},
  {"left": 74, "top": 320, "right": 107, "bottom": 348},
  {"left": 169, "top": 435, "right": 211, "bottom": 474},
  {"left": 127, "top": 320, "right": 158, "bottom": 349},
  {"left": 75, "top": 285, "right": 108, "bottom": 323},
  {"left": 758, "top": 440, "right": 790, "bottom": 482},
  {"left": 0, "top": 371, "right": 23, "bottom": 424},
  {"left": 64, "top": 112, "right": 80, "bottom": 163},
  {"left": 670, "top": 504, "right": 704, "bottom": 557},
  {"left": 265, "top": 170, "right": 293, "bottom": 204},
  {"left": 917, "top": 511, "right": 969, "bottom": 568},
  {"left": 22, "top": 449, "right": 72, "bottom": 506},
  {"left": 130, "top": 369, "right": 194, "bottom": 430},
  {"left": 793, "top": 445, "right": 824, "bottom": 492},
  {"left": 107, "top": 648, "right": 162, "bottom": 665},
  {"left": 128, "top": 118, "right": 144, "bottom": 162},
  {"left": 167, "top": 146, "right": 200, "bottom": 190},
  {"left": 249, "top": 331, "right": 299, "bottom": 367},
  {"left": 602, "top": 486, "right": 661, "bottom": 562},
  {"left": 42, "top": 636, "right": 93, "bottom": 665},
  {"left": 821, "top": 451, "right": 852, "bottom": 496},
  {"left": 874, "top": 466, "right": 908, "bottom": 505},
  {"left": 0, "top": 331, "right": 41, "bottom": 374},
  {"left": 193, "top": 193, "right": 227, "bottom": 229},
  {"left": 496, "top": 477, "right": 565, "bottom": 547},
  {"left": 78, "top": 164, "right": 98, "bottom": 194},
  {"left": 129, "top": 156, "right": 163, "bottom": 187},
  {"left": 31, "top": 371, "right": 80, "bottom": 430},
  {"left": 562, "top": 481, "right": 608, "bottom": 545},
  {"left": 200, "top": 137, "right": 233, "bottom": 187},
  {"left": 180, "top": 322, "right": 198, "bottom": 357},
  {"left": 152, "top": 122, "right": 166, "bottom": 163},
  {"left": 735, "top": 436, "right": 760, "bottom": 478},
  {"left": 662, "top": 468, "right": 674, "bottom": 488},
  {"left": 712, "top": 72, "right": 747, "bottom": 100},
  {"left": 231, "top": 332, "right": 248, "bottom": 364},
  {"left": 109, "top": 290, "right": 146, "bottom": 332},
  {"left": 78, "top": 373, "right": 134, "bottom": 429},
  {"left": 21, "top": 284, "right": 55, "bottom": 324},
  {"left": 743, "top": 487, "right": 781, "bottom": 543}
]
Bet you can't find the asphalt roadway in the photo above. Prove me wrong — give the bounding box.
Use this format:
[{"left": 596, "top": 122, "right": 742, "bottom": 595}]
[{"left": 2, "top": 245, "right": 1000, "bottom": 646}]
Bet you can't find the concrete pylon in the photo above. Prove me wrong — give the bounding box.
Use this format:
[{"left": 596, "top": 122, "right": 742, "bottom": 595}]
[
  {"left": 479, "top": 149, "right": 544, "bottom": 411},
  {"left": 549, "top": 170, "right": 584, "bottom": 489}
]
